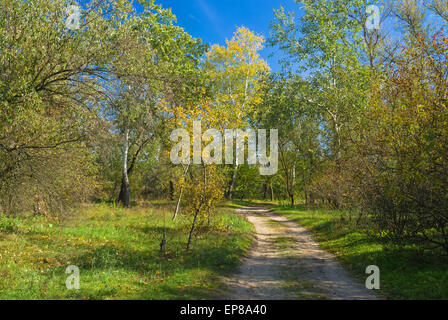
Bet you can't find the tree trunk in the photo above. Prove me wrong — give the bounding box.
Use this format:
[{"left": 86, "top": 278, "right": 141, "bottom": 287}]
[
  {"left": 118, "top": 127, "right": 130, "bottom": 207},
  {"left": 118, "top": 175, "right": 130, "bottom": 207},
  {"left": 290, "top": 167, "right": 296, "bottom": 206},
  {"left": 187, "top": 204, "right": 202, "bottom": 251},
  {"left": 226, "top": 164, "right": 238, "bottom": 200},
  {"left": 172, "top": 187, "right": 184, "bottom": 221},
  {"left": 270, "top": 183, "right": 274, "bottom": 201},
  {"left": 172, "top": 165, "right": 189, "bottom": 221},
  {"left": 159, "top": 228, "right": 166, "bottom": 254},
  {"left": 187, "top": 166, "right": 207, "bottom": 251},
  {"left": 263, "top": 183, "right": 267, "bottom": 200},
  {"left": 169, "top": 180, "right": 174, "bottom": 201}
]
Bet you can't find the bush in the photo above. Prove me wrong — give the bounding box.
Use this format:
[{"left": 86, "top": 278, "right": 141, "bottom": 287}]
[{"left": 0, "top": 216, "right": 19, "bottom": 234}]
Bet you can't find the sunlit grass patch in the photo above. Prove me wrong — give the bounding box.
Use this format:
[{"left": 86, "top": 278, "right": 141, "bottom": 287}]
[
  {"left": 272, "top": 204, "right": 448, "bottom": 300},
  {"left": 0, "top": 202, "right": 253, "bottom": 300}
]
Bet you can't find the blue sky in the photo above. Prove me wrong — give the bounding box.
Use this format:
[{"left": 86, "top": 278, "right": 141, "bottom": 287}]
[
  {"left": 76, "top": 1, "right": 445, "bottom": 73},
  {"left": 158, "top": 0, "right": 302, "bottom": 72}
]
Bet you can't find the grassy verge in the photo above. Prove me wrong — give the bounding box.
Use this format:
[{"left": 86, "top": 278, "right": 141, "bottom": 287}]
[
  {"left": 0, "top": 202, "right": 253, "bottom": 300},
  {"left": 272, "top": 204, "right": 448, "bottom": 300}
]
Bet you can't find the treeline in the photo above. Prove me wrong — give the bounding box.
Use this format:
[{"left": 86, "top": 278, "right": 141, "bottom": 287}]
[
  {"left": 256, "top": 0, "right": 448, "bottom": 253},
  {"left": 1, "top": 0, "right": 448, "bottom": 253},
  {"left": 0, "top": 0, "right": 206, "bottom": 214}
]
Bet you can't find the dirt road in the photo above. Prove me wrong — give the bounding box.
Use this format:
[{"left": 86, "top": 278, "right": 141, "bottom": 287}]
[{"left": 222, "top": 206, "right": 378, "bottom": 300}]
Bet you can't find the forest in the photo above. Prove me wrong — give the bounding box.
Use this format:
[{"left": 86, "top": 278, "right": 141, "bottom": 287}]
[{"left": 0, "top": 0, "right": 447, "bottom": 300}]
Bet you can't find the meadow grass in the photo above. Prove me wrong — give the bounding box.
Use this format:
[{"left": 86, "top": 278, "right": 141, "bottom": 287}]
[
  {"left": 0, "top": 202, "right": 253, "bottom": 300},
  {"left": 272, "top": 204, "right": 448, "bottom": 300}
]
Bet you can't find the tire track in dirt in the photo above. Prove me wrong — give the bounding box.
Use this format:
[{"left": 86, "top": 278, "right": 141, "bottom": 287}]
[{"left": 221, "top": 206, "right": 378, "bottom": 300}]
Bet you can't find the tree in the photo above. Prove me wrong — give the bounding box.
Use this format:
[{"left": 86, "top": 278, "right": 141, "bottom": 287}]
[
  {"left": 102, "top": 0, "right": 206, "bottom": 207},
  {"left": 268, "top": 0, "right": 384, "bottom": 207},
  {"left": 357, "top": 1, "right": 448, "bottom": 251},
  {"left": 0, "top": 0, "right": 131, "bottom": 214},
  {"left": 256, "top": 74, "right": 322, "bottom": 205},
  {"left": 0, "top": 0, "right": 207, "bottom": 212},
  {"left": 205, "top": 27, "right": 269, "bottom": 200}
]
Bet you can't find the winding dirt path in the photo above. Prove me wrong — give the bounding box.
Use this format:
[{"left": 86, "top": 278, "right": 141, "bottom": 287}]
[{"left": 222, "top": 206, "right": 378, "bottom": 300}]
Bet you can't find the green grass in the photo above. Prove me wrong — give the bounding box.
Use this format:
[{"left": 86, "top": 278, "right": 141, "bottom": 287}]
[
  {"left": 272, "top": 204, "right": 448, "bottom": 300},
  {"left": 281, "top": 268, "right": 328, "bottom": 300},
  {"left": 274, "top": 236, "right": 296, "bottom": 250},
  {"left": 267, "top": 219, "right": 286, "bottom": 230},
  {"left": 0, "top": 202, "right": 253, "bottom": 300},
  {"left": 230, "top": 199, "right": 277, "bottom": 208}
]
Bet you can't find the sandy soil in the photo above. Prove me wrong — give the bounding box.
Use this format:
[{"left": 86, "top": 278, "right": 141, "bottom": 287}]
[{"left": 221, "top": 206, "right": 378, "bottom": 300}]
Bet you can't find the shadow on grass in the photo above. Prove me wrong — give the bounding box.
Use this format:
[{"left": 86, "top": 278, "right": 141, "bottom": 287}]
[
  {"left": 273, "top": 204, "right": 448, "bottom": 299},
  {"left": 228, "top": 200, "right": 276, "bottom": 208},
  {"left": 68, "top": 239, "right": 246, "bottom": 299},
  {"left": 22, "top": 221, "right": 248, "bottom": 299}
]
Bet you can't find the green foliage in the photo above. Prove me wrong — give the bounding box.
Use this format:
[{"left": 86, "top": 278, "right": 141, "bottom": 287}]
[
  {"left": 356, "top": 28, "right": 448, "bottom": 251},
  {"left": 267, "top": 0, "right": 448, "bottom": 253},
  {"left": 0, "top": 0, "right": 207, "bottom": 212},
  {"left": 0, "top": 202, "right": 253, "bottom": 299},
  {"left": 1, "top": 0, "right": 448, "bottom": 300},
  {"left": 273, "top": 204, "right": 448, "bottom": 300},
  {"left": 0, "top": 215, "right": 19, "bottom": 234},
  {"left": 257, "top": 74, "right": 323, "bottom": 205}
]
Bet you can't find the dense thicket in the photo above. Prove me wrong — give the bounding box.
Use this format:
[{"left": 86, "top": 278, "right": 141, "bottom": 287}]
[
  {"left": 0, "top": 0, "right": 205, "bottom": 214},
  {"left": 266, "top": 0, "right": 448, "bottom": 252},
  {"left": 1, "top": 0, "right": 447, "bottom": 252}
]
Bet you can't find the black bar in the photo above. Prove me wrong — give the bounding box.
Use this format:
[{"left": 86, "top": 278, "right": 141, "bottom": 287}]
[{"left": 0, "top": 300, "right": 447, "bottom": 319}]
